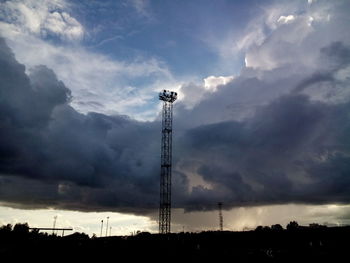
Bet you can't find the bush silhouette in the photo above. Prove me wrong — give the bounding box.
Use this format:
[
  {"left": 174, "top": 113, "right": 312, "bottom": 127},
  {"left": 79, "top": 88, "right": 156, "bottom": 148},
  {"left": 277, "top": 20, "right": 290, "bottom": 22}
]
[
  {"left": 286, "top": 221, "right": 299, "bottom": 231},
  {"left": 13, "top": 223, "right": 29, "bottom": 235},
  {"left": 271, "top": 224, "right": 283, "bottom": 231}
]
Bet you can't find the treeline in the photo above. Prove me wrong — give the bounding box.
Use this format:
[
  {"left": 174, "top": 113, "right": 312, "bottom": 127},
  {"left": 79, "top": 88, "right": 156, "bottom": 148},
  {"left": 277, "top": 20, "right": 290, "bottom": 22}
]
[
  {"left": 0, "top": 222, "right": 88, "bottom": 239},
  {"left": 0, "top": 222, "right": 349, "bottom": 261},
  {"left": 0, "top": 220, "right": 330, "bottom": 238},
  {"left": 254, "top": 221, "right": 328, "bottom": 232}
]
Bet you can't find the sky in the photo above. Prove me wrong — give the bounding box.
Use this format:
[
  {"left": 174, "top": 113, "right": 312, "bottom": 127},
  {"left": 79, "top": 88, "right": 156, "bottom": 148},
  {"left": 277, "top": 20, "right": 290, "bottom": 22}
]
[{"left": 0, "top": 0, "right": 350, "bottom": 236}]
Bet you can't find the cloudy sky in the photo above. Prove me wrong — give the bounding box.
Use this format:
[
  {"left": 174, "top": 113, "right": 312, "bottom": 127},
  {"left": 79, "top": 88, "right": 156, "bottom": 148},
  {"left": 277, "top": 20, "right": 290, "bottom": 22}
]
[{"left": 1, "top": 0, "right": 350, "bottom": 236}]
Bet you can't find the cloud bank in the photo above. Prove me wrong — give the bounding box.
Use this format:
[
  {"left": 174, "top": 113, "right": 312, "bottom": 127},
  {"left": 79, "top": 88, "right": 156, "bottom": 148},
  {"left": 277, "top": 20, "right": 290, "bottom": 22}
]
[
  {"left": 0, "top": 0, "right": 175, "bottom": 121},
  {"left": 0, "top": 37, "right": 161, "bottom": 213},
  {"left": 0, "top": 0, "right": 350, "bottom": 216}
]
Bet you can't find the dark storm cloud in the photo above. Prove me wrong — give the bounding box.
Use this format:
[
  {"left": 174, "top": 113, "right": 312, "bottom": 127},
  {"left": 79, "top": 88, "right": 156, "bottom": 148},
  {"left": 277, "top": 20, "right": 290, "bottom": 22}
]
[
  {"left": 179, "top": 94, "right": 350, "bottom": 210},
  {"left": 320, "top": 41, "right": 350, "bottom": 71},
  {"left": 0, "top": 37, "right": 160, "bottom": 214},
  {"left": 1, "top": 33, "right": 350, "bottom": 215},
  {"left": 293, "top": 42, "right": 350, "bottom": 94},
  {"left": 173, "top": 42, "right": 350, "bottom": 211},
  {"left": 293, "top": 72, "right": 334, "bottom": 94}
]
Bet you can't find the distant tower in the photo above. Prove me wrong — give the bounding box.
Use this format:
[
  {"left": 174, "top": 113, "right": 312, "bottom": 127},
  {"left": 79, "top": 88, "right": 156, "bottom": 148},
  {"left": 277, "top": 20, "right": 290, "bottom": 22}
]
[
  {"left": 218, "top": 202, "right": 223, "bottom": 231},
  {"left": 158, "top": 90, "right": 177, "bottom": 234},
  {"left": 52, "top": 215, "right": 57, "bottom": 235}
]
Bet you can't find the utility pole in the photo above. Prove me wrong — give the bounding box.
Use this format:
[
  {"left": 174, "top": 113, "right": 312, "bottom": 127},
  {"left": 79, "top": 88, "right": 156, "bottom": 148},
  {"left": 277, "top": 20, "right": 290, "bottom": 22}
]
[
  {"left": 218, "top": 202, "right": 223, "bottom": 231},
  {"left": 52, "top": 216, "right": 57, "bottom": 235},
  {"left": 158, "top": 90, "right": 177, "bottom": 234}
]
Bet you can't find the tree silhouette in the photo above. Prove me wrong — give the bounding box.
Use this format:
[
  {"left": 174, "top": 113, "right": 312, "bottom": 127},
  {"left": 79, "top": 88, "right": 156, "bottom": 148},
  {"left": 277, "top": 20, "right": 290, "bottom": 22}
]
[
  {"left": 13, "top": 223, "right": 29, "bottom": 235},
  {"left": 0, "top": 221, "right": 349, "bottom": 261},
  {"left": 286, "top": 221, "right": 299, "bottom": 231},
  {"left": 271, "top": 224, "right": 283, "bottom": 231}
]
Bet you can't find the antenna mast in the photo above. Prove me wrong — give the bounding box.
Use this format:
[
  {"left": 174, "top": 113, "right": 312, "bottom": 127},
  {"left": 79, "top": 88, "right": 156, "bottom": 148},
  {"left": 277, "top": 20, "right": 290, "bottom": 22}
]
[
  {"left": 158, "top": 90, "right": 177, "bottom": 234},
  {"left": 218, "top": 202, "right": 223, "bottom": 231}
]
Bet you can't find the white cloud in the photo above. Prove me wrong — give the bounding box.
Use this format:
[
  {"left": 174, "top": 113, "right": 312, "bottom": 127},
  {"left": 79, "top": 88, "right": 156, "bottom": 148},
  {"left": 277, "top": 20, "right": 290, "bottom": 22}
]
[
  {"left": 235, "top": 3, "right": 302, "bottom": 53},
  {"left": 204, "top": 75, "right": 234, "bottom": 91},
  {"left": 44, "top": 11, "right": 83, "bottom": 41},
  {"left": 201, "top": 1, "right": 309, "bottom": 76},
  {"left": 277, "top": 15, "right": 295, "bottom": 24},
  {"left": 308, "top": 0, "right": 317, "bottom": 5},
  {"left": 0, "top": 0, "right": 84, "bottom": 41},
  {"left": 235, "top": 26, "right": 265, "bottom": 51},
  {"left": 176, "top": 75, "right": 234, "bottom": 110},
  {"left": 206, "top": 0, "right": 340, "bottom": 74},
  {"left": 243, "top": 5, "right": 340, "bottom": 71}
]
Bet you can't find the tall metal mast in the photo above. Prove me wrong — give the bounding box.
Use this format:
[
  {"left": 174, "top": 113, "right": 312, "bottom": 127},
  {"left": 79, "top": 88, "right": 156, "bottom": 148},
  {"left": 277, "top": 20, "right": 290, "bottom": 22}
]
[
  {"left": 218, "top": 202, "right": 223, "bottom": 231},
  {"left": 159, "top": 90, "right": 177, "bottom": 234}
]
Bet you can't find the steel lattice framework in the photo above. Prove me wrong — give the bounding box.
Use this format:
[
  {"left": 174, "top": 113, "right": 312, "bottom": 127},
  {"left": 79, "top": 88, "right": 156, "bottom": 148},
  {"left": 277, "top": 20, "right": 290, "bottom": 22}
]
[
  {"left": 218, "top": 202, "right": 223, "bottom": 231},
  {"left": 159, "top": 90, "right": 177, "bottom": 234}
]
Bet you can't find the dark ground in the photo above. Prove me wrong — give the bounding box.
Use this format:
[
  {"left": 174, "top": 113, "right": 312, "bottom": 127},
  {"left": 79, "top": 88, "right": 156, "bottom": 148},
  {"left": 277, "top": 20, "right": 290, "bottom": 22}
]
[{"left": 1, "top": 223, "right": 349, "bottom": 262}]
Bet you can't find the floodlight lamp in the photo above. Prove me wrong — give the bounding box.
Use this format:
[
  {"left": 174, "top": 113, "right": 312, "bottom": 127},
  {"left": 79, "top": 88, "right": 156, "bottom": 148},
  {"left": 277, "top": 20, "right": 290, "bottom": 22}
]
[{"left": 159, "top": 90, "right": 177, "bottom": 103}]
